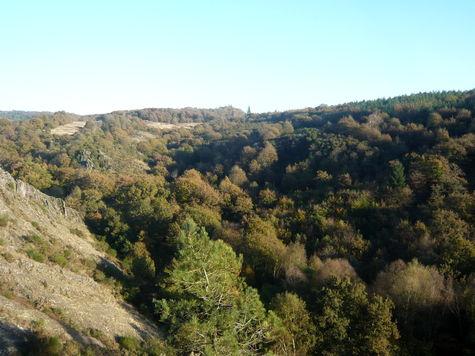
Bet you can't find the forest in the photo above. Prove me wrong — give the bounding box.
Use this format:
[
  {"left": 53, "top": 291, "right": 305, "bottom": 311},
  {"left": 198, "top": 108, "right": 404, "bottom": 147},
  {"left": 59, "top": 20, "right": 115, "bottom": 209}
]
[{"left": 1, "top": 89, "right": 475, "bottom": 355}]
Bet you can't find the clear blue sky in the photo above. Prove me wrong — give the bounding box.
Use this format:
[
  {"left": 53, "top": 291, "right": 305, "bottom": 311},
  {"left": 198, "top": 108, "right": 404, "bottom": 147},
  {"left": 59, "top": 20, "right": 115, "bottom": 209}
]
[{"left": 1, "top": 0, "right": 474, "bottom": 115}]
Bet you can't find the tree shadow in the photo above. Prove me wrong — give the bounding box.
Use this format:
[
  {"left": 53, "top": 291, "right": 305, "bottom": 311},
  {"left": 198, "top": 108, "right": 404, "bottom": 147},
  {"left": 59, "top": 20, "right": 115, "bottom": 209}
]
[{"left": 0, "top": 319, "right": 30, "bottom": 355}]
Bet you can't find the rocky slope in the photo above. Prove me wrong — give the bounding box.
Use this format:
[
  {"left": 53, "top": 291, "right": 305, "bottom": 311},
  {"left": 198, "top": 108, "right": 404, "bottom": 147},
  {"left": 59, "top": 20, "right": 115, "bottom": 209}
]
[{"left": 0, "top": 167, "right": 160, "bottom": 353}]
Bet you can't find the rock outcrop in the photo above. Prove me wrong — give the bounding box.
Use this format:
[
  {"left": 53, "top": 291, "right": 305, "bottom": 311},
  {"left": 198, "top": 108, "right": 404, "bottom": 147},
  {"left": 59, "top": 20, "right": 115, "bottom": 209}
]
[{"left": 0, "top": 167, "right": 161, "bottom": 352}]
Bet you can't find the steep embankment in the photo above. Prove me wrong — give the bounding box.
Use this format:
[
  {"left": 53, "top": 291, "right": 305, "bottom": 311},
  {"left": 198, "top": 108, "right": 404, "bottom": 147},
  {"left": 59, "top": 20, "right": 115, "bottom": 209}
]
[{"left": 0, "top": 168, "right": 160, "bottom": 353}]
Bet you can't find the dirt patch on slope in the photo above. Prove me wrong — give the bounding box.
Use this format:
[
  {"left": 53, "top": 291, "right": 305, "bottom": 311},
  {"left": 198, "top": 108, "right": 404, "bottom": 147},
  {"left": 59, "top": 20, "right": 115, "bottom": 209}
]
[
  {"left": 0, "top": 167, "right": 161, "bottom": 350},
  {"left": 50, "top": 121, "right": 87, "bottom": 135},
  {"left": 146, "top": 121, "right": 200, "bottom": 130}
]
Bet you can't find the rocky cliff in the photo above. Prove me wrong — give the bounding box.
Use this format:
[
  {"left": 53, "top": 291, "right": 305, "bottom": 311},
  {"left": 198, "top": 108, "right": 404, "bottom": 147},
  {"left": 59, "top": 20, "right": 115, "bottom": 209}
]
[{"left": 0, "top": 167, "right": 160, "bottom": 354}]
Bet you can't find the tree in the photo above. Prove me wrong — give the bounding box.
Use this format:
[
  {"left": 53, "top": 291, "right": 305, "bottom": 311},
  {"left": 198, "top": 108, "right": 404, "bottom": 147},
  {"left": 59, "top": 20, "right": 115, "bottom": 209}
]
[
  {"left": 154, "top": 219, "right": 280, "bottom": 355},
  {"left": 372, "top": 259, "right": 448, "bottom": 347},
  {"left": 282, "top": 121, "right": 294, "bottom": 135},
  {"left": 270, "top": 292, "right": 315, "bottom": 356},
  {"left": 388, "top": 160, "right": 406, "bottom": 188},
  {"left": 314, "top": 276, "right": 399, "bottom": 356},
  {"left": 228, "top": 165, "right": 249, "bottom": 187}
]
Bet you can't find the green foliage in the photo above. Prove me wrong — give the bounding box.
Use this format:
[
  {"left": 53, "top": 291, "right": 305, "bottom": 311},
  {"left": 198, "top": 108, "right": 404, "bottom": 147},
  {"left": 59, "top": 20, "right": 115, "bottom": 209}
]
[
  {"left": 119, "top": 336, "right": 141, "bottom": 351},
  {"left": 154, "top": 219, "right": 280, "bottom": 355},
  {"left": 69, "top": 228, "right": 84, "bottom": 237},
  {"left": 270, "top": 292, "right": 316, "bottom": 355},
  {"left": 30, "top": 233, "right": 43, "bottom": 244},
  {"left": 38, "top": 336, "right": 63, "bottom": 355},
  {"left": 132, "top": 255, "right": 156, "bottom": 283},
  {"left": 373, "top": 259, "right": 448, "bottom": 350},
  {"left": 26, "top": 248, "right": 45, "bottom": 263},
  {"left": 314, "top": 276, "right": 399, "bottom": 356},
  {"left": 52, "top": 253, "right": 68, "bottom": 268},
  {"left": 82, "top": 258, "right": 97, "bottom": 271},
  {"left": 107, "top": 247, "right": 117, "bottom": 257},
  {"left": 2, "top": 90, "right": 475, "bottom": 354},
  {"left": 388, "top": 160, "right": 406, "bottom": 188},
  {"left": 0, "top": 214, "right": 9, "bottom": 227}
]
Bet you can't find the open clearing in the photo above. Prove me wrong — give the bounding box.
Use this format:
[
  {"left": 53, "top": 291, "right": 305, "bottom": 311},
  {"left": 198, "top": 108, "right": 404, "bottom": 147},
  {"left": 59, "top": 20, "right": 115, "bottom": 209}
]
[
  {"left": 145, "top": 121, "right": 200, "bottom": 130},
  {"left": 51, "top": 120, "right": 200, "bottom": 136},
  {"left": 50, "top": 121, "right": 87, "bottom": 135}
]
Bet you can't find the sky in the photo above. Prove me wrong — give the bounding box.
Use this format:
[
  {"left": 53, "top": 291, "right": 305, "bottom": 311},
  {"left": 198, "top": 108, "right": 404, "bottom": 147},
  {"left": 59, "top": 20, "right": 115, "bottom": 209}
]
[{"left": 1, "top": 0, "right": 474, "bottom": 115}]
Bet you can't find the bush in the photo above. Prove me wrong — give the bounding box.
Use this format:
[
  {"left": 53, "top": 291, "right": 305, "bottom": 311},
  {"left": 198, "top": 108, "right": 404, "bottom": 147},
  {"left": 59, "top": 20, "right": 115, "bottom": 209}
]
[
  {"left": 30, "top": 233, "right": 43, "bottom": 244},
  {"left": 82, "top": 258, "right": 97, "bottom": 271},
  {"left": 29, "top": 335, "right": 63, "bottom": 356},
  {"left": 70, "top": 228, "right": 84, "bottom": 237},
  {"left": 0, "top": 238, "right": 5, "bottom": 245},
  {"left": 27, "top": 249, "right": 45, "bottom": 263},
  {"left": 94, "top": 270, "right": 106, "bottom": 282},
  {"left": 107, "top": 247, "right": 117, "bottom": 257},
  {"left": 119, "top": 336, "right": 141, "bottom": 351},
  {"left": 64, "top": 249, "right": 72, "bottom": 259},
  {"left": 0, "top": 215, "right": 9, "bottom": 227},
  {"left": 3, "top": 252, "right": 15, "bottom": 263},
  {"left": 31, "top": 221, "right": 40, "bottom": 230},
  {"left": 52, "top": 253, "right": 68, "bottom": 268}
]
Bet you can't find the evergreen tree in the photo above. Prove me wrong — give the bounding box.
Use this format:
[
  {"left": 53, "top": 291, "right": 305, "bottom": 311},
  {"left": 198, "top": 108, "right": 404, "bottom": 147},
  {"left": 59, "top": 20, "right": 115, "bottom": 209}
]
[
  {"left": 154, "top": 219, "right": 280, "bottom": 355},
  {"left": 389, "top": 160, "right": 406, "bottom": 188}
]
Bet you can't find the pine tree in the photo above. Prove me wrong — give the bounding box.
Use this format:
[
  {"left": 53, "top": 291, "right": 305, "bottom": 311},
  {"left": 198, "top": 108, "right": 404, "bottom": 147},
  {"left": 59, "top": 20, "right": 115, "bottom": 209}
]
[
  {"left": 389, "top": 160, "right": 406, "bottom": 188},
  {"left": 154, "top": 219, "right": 280, "bottom": 355}
]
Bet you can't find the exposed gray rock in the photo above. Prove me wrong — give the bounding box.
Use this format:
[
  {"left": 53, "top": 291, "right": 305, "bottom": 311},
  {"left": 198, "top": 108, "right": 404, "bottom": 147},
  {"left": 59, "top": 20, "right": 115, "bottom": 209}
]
[{"left": 0, "top": 166, "right": 161, "bottom": 347}]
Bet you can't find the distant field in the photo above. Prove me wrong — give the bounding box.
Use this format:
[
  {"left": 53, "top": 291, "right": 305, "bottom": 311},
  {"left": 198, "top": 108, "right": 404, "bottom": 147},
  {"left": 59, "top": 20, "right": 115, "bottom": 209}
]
[
  {"left": 145, "top": 121, "right": 200, "bottom": 130},
  {"left": 50, "top": 121, "right": 87, "bottom": 135},
  {"left": 51, "top": 120, "right": 200, "bottom": 136}
]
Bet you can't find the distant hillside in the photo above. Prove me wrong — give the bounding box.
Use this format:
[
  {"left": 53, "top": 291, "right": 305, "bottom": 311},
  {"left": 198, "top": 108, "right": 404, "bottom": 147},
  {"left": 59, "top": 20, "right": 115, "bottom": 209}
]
[
  {"left": 3, "top": 91, "right": 475, "bottom": 354},
  {"left": 0, "top": 110, "right": 52, "bottom": 120},
  {"left": 83, "top": 105, "right": 245, "bottom": 123}
]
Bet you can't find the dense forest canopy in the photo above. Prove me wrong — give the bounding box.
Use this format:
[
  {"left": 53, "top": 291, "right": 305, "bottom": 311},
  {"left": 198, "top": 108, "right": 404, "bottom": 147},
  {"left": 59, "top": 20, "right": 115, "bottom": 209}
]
[
  {"left": 0, "top": 110, "right": 54, "bottom": 120},
  {"left": 2, "top": 89, "right": 475, "bottom": 355}
]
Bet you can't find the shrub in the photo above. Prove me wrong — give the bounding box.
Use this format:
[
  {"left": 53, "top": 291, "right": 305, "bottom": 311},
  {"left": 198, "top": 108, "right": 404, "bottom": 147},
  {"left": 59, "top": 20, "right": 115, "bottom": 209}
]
[
  {"left": 30, "top": 233, "right": 43, "bottom": 244},
  {"left": 87, "top": 328, "right": 116, "bottom": 349},
  {"left": 107, "top": 247, "right": 117, "bottom": 257},
  {"left": 0, "top": 238, "right": 5, "bottom": 245},
  {"left": 119, "top": 336, "right": 141, "bottom": 351},
  {"left": 38, "top": 336, "right": 63, "bottom": 355},
  {"left": 27, "top": 249, "right": 45, "bottom": 263},
  {"left": 32, "top": 319, "right": 45, "bottom": 330},
  {"left": 3, "top": 252, "right": 15, "bottom": 263},
  {"left": 94, "top": 270, "right": 106, "bottom": 282},
  {"left": 0, "top": 215, "right": 9, "bottom": 227},
  {"left": 70, "top": 228, "right": 84, "bottom": 237},
  {"left": 31, "top": 221, "right": 40, "bottom": 230},
  {"left": 63, "top": 249, "right": 72, "bottom": 259},
  {"left": 52, "top": 254, "right": 68, "bottom": 268},
  {"left": 82, "top": 258, "right": 97, "bottom": 271}
]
